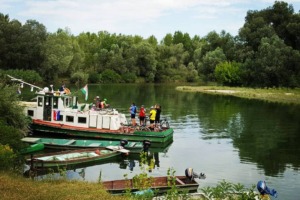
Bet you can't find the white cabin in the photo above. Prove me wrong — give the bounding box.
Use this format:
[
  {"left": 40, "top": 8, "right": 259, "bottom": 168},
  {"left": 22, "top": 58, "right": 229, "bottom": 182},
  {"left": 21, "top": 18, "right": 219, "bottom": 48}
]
[{"left": 22, "top": 90, "right": 128, "bottom": 130}]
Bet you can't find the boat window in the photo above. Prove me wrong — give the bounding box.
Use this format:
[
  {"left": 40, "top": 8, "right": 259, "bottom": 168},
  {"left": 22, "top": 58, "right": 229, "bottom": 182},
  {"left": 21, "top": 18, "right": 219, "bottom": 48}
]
[
  {"left": 78, "top": 117, "right": 87, "bottom": 124},
  {"left": 53, "top": 97, "right": 58, "bottom": 109},
  {"left": 27, "top": 110, "right": 34, "bottom": 117},
  {"left": 59, "top": 115, "right": 63, "bottom": 121},
  {"left": 65, "top": 98, "right": 69, "bottom": 107},
  {"left": 65, "top": 97, "right": 72, "bottom": 107},
  {"left": 44, "top": 96, "right": 52, "bottom": 106},
  {"left": 38, "top": 97, "right": 43, "bottom": 107},
  {"left": 69, "top": 98, "right": 73, "bottom": 107},
  {"left": 66, "top": 115, "right": 74, "bottom": 122}
]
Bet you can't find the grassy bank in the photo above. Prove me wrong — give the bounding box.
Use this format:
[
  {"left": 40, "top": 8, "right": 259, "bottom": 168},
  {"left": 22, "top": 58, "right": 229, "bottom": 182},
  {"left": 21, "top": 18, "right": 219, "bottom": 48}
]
[
  {"left": 176, "top": 86, "right": 300, "bottom": 105},
  {"left": 0, "top": 173, "right": 125, "bottom": 200}
]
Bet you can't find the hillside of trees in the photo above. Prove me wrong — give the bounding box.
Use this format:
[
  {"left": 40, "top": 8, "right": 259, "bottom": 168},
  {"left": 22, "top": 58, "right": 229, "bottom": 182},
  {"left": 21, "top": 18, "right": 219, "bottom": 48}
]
[{"left": 0, "top": 1, "right": 299, "bottom": 87}]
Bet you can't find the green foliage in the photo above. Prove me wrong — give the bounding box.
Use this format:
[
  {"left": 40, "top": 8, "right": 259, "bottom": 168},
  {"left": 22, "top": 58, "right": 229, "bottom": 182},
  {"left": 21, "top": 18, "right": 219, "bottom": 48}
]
[
  {"left": 2, "top": 1, "right": 300, "bottom": 88},
  {"left": 0, "top": 14, "right": 47, "bottom": 72},
  {"left": 215, "top": 62, "right": 242, "bottom": 86},
  {"left": 70, "top": 72, "right": 89, "bottom": 86},
  {"left": 100, "top": 69, "right": 122, "bottom": 83},
  {"left": 0, "top": 144, "right": 17, "bottom": 171},
  {"left": 122, "top": 72, "right": 137, "bottom": 83},
  {"left": 0, "top": 121, "right": 25, "bottom": 152},
  {"left": 0, "top": 69, "right": 43, "bottom": 83},
  {"left": 199, "top": 47, "right": 227, "bottom": 81},
  {"left": 123, "top": 152, "right": 155, "bottom": 199},
  {"left": 88, "top": 73, "right": 100, "bottom": 83},
  {"left": 201, "top": 180, "right": 258, "bottom": 200},
  {"left": 0, "top": 82, "right": 30, "bottom": 135}
]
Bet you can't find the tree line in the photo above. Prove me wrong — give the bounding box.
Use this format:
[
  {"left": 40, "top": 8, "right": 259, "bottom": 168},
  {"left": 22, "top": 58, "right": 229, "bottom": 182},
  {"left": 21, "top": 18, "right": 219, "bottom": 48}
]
[{"left": 0, "top": 1, "right": 300, "bottom": 88}]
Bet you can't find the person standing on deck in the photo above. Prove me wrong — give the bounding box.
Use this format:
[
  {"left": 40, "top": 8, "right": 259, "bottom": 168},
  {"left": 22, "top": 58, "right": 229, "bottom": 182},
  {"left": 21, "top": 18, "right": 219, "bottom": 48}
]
[
  {"left": 139, "top": 105, "right": 146, "bottom": 126},
  {"left": 94, "top": 96, "right": 101, "bottom": 110},
  {"left": 129, "top": 103, "right": 137, "bottom": 126},
  {"left": 149, "top": 106, "right": 156, "bottom": 129},
  {"left": 155, "top": 104, "right": 161, "bottom": 125},
  {"left": 59, "top": 83, "right": 65, "bottom": 95}
]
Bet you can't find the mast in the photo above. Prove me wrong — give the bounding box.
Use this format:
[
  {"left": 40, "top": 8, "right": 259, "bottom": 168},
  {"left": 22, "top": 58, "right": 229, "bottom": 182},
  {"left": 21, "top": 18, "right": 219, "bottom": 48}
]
[{"left": 7, "top": 74, "right": 43, "bottom": 91}]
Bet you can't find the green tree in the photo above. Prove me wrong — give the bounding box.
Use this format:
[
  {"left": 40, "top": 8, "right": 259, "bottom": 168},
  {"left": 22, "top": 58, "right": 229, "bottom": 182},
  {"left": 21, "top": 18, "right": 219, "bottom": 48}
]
[
  {"left": 0, "top": 79, "right": 29, "bottom": 152},
  {"left": 215, "top": 62, "right": 242, "bottom": 86},
  {"left": 243, "top": 35, "right": 300, "bottom": 87},
  {"left": 134, "top": 42, "right": 157, "bottom": 82},
  {"left": 42, "top": 29, "right": 74, "bottom": 81},
  {"left": 198, "top": 47, "right": 226, "bottom": 81},
  {"left": 100, "top": 69, "right": 122, "bottom": 83}
]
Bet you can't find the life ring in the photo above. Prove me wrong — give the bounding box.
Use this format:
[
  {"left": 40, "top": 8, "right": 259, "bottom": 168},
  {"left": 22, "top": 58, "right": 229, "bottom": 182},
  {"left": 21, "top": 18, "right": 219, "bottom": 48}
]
[{"left": 64, "top": 88, "right": 71, "bottom": 95}]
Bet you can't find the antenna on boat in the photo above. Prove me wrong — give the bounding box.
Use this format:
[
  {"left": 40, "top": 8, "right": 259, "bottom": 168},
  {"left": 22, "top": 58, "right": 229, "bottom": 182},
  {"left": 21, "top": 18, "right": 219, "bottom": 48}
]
[{"left": 7, "top": 74, "right": 43, "bottom": 91}]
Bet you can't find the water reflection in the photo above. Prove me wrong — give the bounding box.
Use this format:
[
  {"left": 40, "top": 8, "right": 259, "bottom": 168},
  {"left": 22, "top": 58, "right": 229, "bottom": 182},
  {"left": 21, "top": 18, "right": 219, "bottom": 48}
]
[{"left": 21, "top": 84, "right": 300, "bottom": 199}]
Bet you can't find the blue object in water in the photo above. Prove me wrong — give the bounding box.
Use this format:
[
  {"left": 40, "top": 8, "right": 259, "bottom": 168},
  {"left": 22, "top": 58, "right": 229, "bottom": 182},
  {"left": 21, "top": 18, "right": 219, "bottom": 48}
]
[{"left": 257, "top": 181, "right": 278, "bottom": 198}]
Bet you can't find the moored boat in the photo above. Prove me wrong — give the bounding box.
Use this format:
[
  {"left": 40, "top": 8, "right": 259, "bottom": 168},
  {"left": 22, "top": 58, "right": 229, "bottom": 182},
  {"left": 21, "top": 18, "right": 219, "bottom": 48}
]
[
  {"left": 102, "top": 175, "right": 200, "bottom": 194},
  {"left": 20, "top": 143, "right": 44, "bottom": 154},
  {"left": 8, "top": 75, "right": 173, "bottom": 146},
  {"left": 21, "top": 137, "right": 143, "bottom": 152},
  {"left": 26, "top": 148, "right": 121, "bottom": 168}
]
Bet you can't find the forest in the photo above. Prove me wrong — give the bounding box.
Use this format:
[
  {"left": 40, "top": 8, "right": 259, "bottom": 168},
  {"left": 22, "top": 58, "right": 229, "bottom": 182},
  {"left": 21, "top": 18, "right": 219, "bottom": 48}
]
[{"left": 0, "top": 1, "right": 300, "bottom": 88}]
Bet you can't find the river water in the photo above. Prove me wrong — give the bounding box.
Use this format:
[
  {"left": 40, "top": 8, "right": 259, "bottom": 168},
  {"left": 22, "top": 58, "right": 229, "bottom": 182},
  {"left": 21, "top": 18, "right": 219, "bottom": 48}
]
[{"left": 26, "top": 84, "right": 300, "bottom": 199}]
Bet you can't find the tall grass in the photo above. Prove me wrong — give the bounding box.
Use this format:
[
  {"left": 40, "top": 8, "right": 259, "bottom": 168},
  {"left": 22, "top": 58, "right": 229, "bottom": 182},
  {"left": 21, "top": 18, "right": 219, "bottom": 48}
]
[{"left": 0, "top": 172, "right": 125, "bottom": 200}]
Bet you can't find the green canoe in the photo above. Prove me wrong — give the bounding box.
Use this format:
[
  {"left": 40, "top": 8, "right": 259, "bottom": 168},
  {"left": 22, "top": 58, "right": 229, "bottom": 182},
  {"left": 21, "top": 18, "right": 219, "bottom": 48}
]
[
  {"left": 20, "top": 143, "right": 44, "bottom": 154},
  {"left": 21, "top": 137, "right": 143, "bottom": 152}
]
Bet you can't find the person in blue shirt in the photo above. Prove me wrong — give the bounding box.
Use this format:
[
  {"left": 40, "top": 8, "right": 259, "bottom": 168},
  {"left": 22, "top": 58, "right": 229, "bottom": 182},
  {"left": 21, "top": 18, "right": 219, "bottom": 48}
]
[{"left": 129, "top": 103, "right": 137, "bottom": 126}]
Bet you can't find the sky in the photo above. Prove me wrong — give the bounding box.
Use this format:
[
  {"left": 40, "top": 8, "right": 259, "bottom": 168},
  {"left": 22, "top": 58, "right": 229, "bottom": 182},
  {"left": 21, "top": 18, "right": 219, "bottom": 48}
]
[{"left": 1, "top": 0, "right": 300, "bottom": 40}]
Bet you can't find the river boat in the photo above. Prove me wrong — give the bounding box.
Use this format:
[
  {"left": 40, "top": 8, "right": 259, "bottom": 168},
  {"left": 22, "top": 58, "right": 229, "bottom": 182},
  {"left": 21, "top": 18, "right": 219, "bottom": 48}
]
[
  {"left": 20, "top": 143, "right": 44, "bottom": 154},
  {"left": 102, "top": 175, "right": 200, "bottom": 194},
  {"left": 8, "top": 75, "right": 173, "bottom": 146},
  {"left": 26, "top": 148, "right": 121, "bottom": 168},
  {"left": 21, "top": 137, "right": 143, "bottom": 152}
]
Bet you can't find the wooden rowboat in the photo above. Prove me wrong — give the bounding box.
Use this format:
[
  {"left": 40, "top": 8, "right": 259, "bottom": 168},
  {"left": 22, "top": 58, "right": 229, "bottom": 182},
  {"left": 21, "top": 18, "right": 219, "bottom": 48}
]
[
  {"left": 26, "top": 148, "right": 121, "bottom": 168},
  {"left": 102, "top": 175, "right": 199, "bottom": 194},
  {"left": 21, "top": 137, "right": 143, "bottom": 152}
]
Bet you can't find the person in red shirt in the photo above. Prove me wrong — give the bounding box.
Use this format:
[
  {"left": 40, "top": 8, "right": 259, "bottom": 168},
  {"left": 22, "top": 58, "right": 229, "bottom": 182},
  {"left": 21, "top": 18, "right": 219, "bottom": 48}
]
[{"left": 139, "top": 105, "right": 146, "bottom": 126}]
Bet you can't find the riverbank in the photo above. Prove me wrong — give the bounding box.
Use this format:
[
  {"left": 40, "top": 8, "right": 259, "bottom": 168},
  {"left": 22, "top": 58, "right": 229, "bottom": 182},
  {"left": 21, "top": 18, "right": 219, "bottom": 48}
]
[
  {"left": 0, "top": 173, "right": 124, "bottom": 200},
  {"left": 176, "top": 86, "right": 300, "bottom": 105}
]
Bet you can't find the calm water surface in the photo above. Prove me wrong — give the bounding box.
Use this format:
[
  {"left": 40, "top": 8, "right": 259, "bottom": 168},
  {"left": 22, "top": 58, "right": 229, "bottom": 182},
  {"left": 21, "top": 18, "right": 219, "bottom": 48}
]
[{"left": 27, "top": 84, "right": 300, "bottom": 200}]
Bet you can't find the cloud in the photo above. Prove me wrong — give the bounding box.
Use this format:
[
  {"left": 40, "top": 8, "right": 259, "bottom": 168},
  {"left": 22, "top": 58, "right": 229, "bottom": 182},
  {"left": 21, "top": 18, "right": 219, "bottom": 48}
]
[{"left": 1, "top": 0, "right": 299, "bottom": 38}]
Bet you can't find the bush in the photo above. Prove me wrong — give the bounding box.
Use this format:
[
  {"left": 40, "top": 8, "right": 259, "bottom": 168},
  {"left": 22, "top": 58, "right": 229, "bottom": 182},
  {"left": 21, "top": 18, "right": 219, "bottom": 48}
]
[
  {"left": 88, "top": 73, "right": 100, "bottom": 83},
  {"left": 122, "top": 72, "right": 137, "bottom": 83},
  {"left": 215, "top": 61, "right": 242, "bottom": 86},
  {"left": 70, "top": 72, "right": 89, "bottom": 86},
  {"left": 100, "top": 69, "right": 122, "bottom": 83},
  {"left": 201, "top": 180, "right": 258, "bottom": 200},
  {"left": 0, "top": 144, "right": 17, "bottom": 171}
]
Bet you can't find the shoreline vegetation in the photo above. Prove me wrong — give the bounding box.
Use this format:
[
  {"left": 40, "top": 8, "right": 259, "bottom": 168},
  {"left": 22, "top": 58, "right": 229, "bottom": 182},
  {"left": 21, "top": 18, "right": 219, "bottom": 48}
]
[
  {"left": 176, "top": 86, "right": 300, "bottom": 105},
  {"left": 0, "top": 173, "right": 125, "bottom": 200}
]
